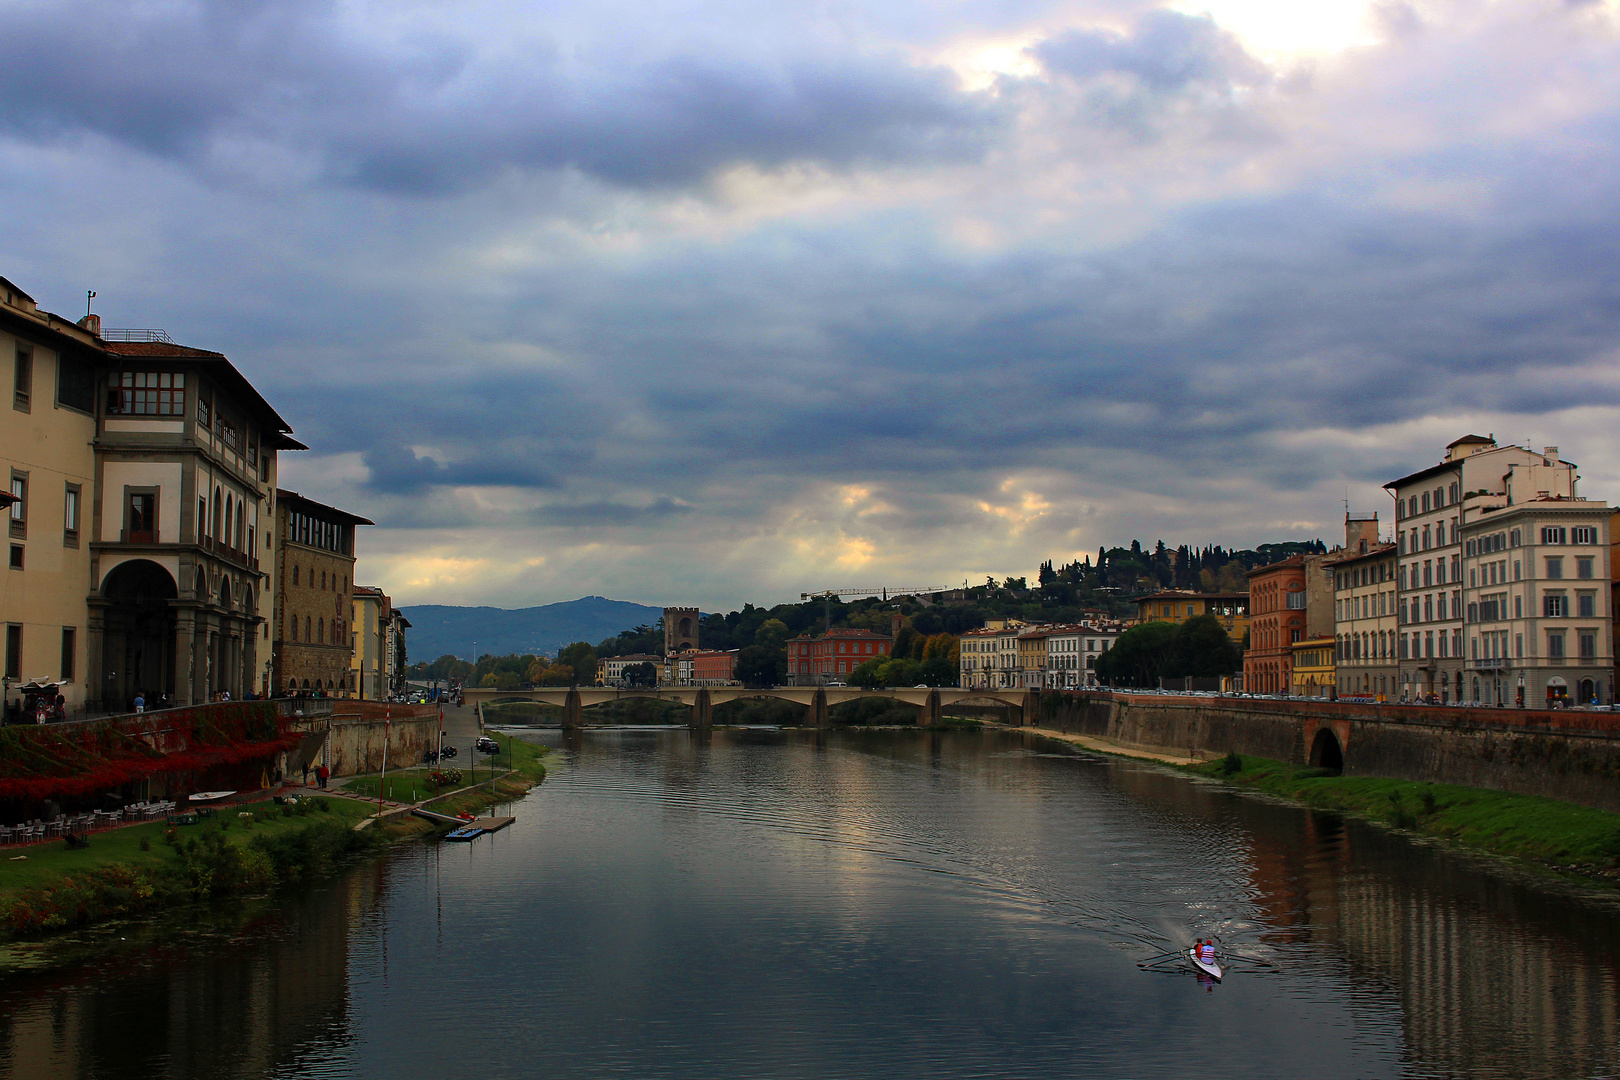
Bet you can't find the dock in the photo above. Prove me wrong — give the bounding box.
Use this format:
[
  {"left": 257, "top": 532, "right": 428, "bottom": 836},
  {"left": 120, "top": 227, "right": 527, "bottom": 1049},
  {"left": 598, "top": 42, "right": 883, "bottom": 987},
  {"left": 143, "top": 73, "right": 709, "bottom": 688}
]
[{"left": 413, "top": 808, "right": 516, "bottom": 840}]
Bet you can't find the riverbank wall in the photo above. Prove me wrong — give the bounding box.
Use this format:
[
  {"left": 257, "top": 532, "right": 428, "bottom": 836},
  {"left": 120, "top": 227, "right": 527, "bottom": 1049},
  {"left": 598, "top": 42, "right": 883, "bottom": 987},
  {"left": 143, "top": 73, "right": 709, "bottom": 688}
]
[
  {"left": 1035, "top": 692, "right": 1620, "bottom": 814},
  {"left": 320, "top": 703, "right": 439, "bottom": 777}
]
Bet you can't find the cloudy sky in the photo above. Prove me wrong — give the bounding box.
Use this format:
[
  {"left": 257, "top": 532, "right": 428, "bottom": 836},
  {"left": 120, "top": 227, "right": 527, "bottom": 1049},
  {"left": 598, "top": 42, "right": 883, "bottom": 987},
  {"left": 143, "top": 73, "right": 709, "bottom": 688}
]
[{"left": 5, "top": 0, "right": 1619, "bottom": 609}]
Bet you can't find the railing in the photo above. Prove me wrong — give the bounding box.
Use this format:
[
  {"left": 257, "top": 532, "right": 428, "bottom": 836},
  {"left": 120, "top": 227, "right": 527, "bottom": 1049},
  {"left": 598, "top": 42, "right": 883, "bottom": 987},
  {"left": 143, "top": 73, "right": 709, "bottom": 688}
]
[{"left": 101, "top": 328, "right": 175, "bottom": 343}]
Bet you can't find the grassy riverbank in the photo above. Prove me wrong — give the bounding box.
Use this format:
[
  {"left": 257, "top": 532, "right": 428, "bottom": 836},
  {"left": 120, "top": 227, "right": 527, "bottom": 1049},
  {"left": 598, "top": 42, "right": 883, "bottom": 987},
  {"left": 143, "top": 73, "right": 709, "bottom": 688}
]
[
  {"left": 0, "top": 734, "right": 550, "bottom": 942},
  {"left": 1195, "top": 754, "right": 1620, "bottom": 883}
]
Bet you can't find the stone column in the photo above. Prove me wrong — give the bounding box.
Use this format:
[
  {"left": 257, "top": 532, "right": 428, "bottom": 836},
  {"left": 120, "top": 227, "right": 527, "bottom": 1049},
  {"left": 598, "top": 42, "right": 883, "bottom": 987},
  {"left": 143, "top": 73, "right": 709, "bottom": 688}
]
[
  {"left": 563, "top": 688, "right": 584, "bottom": 728},
  {"left": 921, "top": 689, "right": 940, "bottom": 727},
  {"left": 690, "top": 688, "right": 712, "bottom": 728},
  {"left": 809, "top": 688, "right": 829, "bottom": 727}
]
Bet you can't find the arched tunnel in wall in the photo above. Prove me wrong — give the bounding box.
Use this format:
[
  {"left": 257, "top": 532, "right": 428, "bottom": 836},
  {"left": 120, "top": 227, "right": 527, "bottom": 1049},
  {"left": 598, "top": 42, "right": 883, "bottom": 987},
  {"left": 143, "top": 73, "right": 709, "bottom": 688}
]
[{"left": 1309, "top": 728, "right": 1344, "bottom": 775}]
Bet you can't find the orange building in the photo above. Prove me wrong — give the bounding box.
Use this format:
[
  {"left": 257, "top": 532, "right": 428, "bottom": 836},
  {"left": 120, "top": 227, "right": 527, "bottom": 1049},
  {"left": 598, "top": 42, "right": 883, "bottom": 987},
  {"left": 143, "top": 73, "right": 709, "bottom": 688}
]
[
  {"left": 785, "top": 628, "right": 891, "bottom": 684},
  {"left": 690, "top": 650, "right": 737, "bottom": 685},
  {"left": 1245, "top": 555, "right": 1308, "bottom": 694}
]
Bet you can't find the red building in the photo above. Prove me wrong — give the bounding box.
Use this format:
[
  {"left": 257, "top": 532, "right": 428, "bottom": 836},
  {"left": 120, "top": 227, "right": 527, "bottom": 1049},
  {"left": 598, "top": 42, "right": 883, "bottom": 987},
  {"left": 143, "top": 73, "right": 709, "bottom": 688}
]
[
  {"left": 1245, "top": 555, "right": 1308, "bottom": 694},
  {"left": 691, "top": 650, "right": 737, "bottom": 685},
  {"left": 785, "top": 628, "right": 892, "bottom": 684}
]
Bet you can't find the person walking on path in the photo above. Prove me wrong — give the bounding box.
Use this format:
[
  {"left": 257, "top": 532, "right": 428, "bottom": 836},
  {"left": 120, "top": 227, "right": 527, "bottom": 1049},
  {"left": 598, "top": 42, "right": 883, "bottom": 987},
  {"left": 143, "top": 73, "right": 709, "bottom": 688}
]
[
  {"left": 316, "top": 763, "right": 330, "bottom": 790},
  {"left": 301, "top": 760, "right": 310, "bottom": 787},
  {"left": 134, "top": 692, "right": 145, "bottom": 714}
]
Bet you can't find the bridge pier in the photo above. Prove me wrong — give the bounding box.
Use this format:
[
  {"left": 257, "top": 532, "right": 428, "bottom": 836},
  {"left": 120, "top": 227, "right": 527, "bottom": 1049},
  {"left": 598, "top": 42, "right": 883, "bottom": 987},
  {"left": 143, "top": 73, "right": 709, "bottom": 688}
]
[
  {"left": 921, "top": 689, "right": 941, "bottom": 727},
  {"left": 690, "top": 688, "right": 713, "bottom": 729},
  {"left": 809, "top": 689, "right": 829, "bottom": 727},
  {"left": 563, "top": 688, "right": 584, "bottom": 728}
]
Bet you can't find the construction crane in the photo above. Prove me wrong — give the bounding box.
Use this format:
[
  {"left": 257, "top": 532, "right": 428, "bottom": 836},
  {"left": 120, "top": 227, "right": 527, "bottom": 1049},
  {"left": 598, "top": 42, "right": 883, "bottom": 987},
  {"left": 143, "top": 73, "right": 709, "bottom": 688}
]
[{"left": 800, "top": 586, "right": 947, "bottom": 634}]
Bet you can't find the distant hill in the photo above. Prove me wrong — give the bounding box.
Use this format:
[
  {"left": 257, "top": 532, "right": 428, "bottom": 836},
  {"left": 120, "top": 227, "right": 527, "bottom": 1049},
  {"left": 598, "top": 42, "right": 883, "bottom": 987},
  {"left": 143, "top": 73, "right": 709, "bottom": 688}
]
[{"left": 399, "top": 597, "right": 666, "bottom": 661}]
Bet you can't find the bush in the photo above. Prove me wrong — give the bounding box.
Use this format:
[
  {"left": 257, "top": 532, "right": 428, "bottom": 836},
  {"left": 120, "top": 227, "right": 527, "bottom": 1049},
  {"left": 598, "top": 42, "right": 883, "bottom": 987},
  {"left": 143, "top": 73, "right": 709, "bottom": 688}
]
[{"left": 1219, "top": 751, "right": 1243, "bottom": 776}]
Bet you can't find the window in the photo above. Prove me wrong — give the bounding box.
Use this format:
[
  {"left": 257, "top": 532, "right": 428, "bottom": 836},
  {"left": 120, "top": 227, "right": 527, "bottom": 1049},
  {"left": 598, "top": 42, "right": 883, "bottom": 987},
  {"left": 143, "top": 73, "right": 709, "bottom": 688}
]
[
  {"left": 1573, "top": 526, "right": 1598, "bottom": 545},
  {"left": 1514, "top": 595, "right": 1522, "bottom": 618},
  {"left": 1286, "top": 590, "right": 1306, "bottom": 609},
  {"left": 63, "top": 484, "right": 79, "bottom": 545},
  {"left": 13, "top": 344, "right": 32, "bottom": 412},
  {"left": 290, "top": 616, "right": 298, "bottom": 642},
  {"left": 1579, "top": 593, "right": 1597, "bottom": 618},
  {"left": 1510, "top": 528, "right": 1521, "bottom": 547},
  {"left": 1544, "top": 593, "right": 1567, "bottom": 618},
  {"left": 197, "top": 395, "right": 211, "bottom": 429},
  {"left": 8, "top": 545, "right": 20, "bottom": 570},
  {"left": 220, "top": 417, "right": 238, "bottom": 452},
  {"left": 1541, "top": 526, "right": 1566, "bottom": 545},
  {"left": 293, "top": 565, "right": 299, "bottom": 585},
  {"left": 60, "top": 627, "right": 75, "bottom": 681},
  {"left": 9, "top": 472, "right": 25, "bottom": 539},
  {"left": 1548, "top": 631, "right": 1566, "bottom": 659},
  {"left": 1577, "top": 557, "right": 1594, "bottom": 579},
  {"left": 107, "top": 372, "right": 185, "bottom": 416},
  {"left": 56, "top": 353, "right": 94, "bottom": 412},
  {"left": 4, "top": 625, "right": 19, "bottom": 678},
  {"left": 128, "top": 491, "right": 156, "bottom": 543},
  {"left": 1422, "top": 492, "right": 1431, "bottom": 513},
  {"left": 1580, "top": 631, "right": 1596, "bottom": 660},
  {"left": 1546, "top": 557, "right": 1563, "bottom": 579}
]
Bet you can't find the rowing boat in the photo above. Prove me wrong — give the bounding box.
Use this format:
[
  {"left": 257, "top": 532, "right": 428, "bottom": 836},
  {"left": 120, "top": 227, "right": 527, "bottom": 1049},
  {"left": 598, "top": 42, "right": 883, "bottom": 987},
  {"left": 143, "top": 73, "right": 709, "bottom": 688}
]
[{"left": 1187, "top": 948, "right": 1223, "bottom": 981}]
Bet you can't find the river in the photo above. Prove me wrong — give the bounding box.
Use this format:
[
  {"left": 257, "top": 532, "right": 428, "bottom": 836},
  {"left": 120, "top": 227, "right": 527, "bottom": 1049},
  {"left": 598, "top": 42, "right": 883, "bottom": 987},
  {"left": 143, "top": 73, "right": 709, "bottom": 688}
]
[{"left": 3, "top": 727, "right": 1619, "bottom": 1079}]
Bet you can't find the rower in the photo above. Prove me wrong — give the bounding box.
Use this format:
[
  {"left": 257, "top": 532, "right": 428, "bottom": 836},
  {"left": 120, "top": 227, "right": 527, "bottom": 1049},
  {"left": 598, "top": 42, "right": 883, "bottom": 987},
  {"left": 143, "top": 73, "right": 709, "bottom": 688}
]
[{"left": 1199, "top": 940, "right": 1216, "bottom": 964}]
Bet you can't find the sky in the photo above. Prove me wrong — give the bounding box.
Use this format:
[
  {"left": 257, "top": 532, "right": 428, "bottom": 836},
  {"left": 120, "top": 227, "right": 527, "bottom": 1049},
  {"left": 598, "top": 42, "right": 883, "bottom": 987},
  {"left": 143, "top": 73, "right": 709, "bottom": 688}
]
[{"left": 4, "top": 0, "right": 1620, "bottom": 610}]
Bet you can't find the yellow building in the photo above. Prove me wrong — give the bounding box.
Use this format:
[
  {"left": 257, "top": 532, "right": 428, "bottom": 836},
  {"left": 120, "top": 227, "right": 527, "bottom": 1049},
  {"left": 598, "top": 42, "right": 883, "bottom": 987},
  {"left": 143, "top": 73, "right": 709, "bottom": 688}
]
[
  {"left": 1291, "top": 637, "right": 1336, "bottom": 698},
  {"left": 1133, "top": 590, "right": 1251, "bottom": 641},
  {"left": 1, "top": 279, "right": 102, "bottom": 720}
]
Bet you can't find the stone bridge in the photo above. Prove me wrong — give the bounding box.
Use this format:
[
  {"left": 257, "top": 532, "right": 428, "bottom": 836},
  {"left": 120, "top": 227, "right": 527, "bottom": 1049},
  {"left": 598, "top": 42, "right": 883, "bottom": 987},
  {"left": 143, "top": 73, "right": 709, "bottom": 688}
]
[{"left": 461, "top": 685, "right": 1035, "bottom": 728}]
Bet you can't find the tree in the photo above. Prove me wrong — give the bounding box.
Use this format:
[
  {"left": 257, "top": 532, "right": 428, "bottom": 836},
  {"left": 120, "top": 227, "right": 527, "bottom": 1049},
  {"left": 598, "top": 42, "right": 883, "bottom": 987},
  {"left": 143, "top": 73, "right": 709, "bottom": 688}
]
[
  {"left": 891, "top": 624, "right": 920, "bottom": 661},
  {"left": 541, "top": 663, "right": 574, "bottom": 687},
  {"left": 555, "top": 642, "right": 598, "bottom": 685},
  {"left": 624, "top": 661, "right": 658, "bottom": 687},
  {"left": 1094, "top": 621, "right": 1178, "bottom": 688},
  {"left": 1165, "top": 615, "right": 1241, "bottom": 678},
  {"left": 736, "top": 645, "right": 785, "bottom": 687}
]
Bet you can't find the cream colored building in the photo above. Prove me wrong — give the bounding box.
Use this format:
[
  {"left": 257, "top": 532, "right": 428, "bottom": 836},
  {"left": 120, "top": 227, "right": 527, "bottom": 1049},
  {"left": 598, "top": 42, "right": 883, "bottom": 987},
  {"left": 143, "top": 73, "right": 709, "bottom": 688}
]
[
  {"left": 1459, "top": 472, "right": 1613, "bottom": 707},
  {"left": 1043, "top": 623, "right": 1123, "bottom": 688},
  {"left": 958, "top": 622, "right": 1027, "bottom": 688},
  {"left": 1333, "top": 542, "right": 1398, "bottom": 700},
  {"left": 1, "top": 279, "right": 102, "bottom": 719},
  {"left": 351, "top": 586, "right": 389, "bottom": 700}
]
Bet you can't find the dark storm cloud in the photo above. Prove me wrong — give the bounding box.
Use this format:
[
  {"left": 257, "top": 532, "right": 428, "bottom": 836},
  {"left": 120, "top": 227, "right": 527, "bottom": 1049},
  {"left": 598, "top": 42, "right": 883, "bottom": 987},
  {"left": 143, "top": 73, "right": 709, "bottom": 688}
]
[
  {"left": 530, "top": 498, "right": 693, "bottom": 527},
  {"left": 0, "top": 0, "right": 999, "bottom": 193},
  {"left": 360, "top": 442, "right": 559, "bottom": 495}
]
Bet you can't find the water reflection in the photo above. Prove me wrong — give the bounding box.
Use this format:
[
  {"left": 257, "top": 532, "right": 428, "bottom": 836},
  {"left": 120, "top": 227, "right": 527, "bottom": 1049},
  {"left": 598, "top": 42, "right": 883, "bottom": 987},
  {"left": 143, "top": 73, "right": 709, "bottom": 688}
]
[{"left": 1, "top": 728, "right": 1617, "bottom": 1080}]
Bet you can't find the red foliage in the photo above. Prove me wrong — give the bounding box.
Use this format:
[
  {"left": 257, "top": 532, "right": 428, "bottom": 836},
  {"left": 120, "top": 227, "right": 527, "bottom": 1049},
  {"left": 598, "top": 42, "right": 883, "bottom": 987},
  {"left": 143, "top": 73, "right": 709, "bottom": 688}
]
[{"left": 0, "top": 703, "right": 303, "bottom": 802}]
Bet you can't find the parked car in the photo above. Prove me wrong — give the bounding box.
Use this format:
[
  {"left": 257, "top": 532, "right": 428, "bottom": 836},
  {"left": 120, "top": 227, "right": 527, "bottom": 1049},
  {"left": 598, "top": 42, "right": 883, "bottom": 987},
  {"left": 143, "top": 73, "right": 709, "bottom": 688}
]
[{"left": 475, "top": 736, "right": 500, "bottom": 754}]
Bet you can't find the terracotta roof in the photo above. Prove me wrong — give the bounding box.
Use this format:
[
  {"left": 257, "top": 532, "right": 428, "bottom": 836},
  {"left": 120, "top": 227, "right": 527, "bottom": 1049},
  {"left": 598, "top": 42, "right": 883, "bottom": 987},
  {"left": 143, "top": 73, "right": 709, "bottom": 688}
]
[{"left": 104, "top": 339, "right": 300, "bottom": 446}]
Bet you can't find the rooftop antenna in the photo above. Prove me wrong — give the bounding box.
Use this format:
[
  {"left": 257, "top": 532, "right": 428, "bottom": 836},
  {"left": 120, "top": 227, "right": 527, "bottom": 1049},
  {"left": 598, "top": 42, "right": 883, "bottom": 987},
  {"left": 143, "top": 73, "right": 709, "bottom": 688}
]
[{"left": 85, "top": 290, "right": 95, "bottom": 316}]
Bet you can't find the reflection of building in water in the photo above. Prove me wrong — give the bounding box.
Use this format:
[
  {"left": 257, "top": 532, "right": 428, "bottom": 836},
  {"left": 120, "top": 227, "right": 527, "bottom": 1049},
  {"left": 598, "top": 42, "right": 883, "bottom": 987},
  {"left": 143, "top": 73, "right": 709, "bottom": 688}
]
[
  {"left": 1235, "top": 802, "right": 1620, "bottom": 1080},
  {"left": 0, "top": 866, "right": 377, "bottom": 1077}
]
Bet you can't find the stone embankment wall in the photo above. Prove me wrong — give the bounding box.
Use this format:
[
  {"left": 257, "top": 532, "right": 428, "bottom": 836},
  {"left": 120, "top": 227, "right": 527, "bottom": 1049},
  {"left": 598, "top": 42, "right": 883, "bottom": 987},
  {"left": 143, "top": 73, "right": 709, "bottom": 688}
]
[
  {"left": 297, "top": 702, "right": 439, "bottom": 777},
  {"left": 1036, "top": 691, "right": 1620, "bottom": 814}
]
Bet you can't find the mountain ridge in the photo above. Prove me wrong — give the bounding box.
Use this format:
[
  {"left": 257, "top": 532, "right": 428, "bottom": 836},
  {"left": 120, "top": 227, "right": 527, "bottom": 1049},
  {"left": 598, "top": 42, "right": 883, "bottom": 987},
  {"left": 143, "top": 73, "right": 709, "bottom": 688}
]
[{"left": 399, "top": 596, "right": 666, "bottom": 661}]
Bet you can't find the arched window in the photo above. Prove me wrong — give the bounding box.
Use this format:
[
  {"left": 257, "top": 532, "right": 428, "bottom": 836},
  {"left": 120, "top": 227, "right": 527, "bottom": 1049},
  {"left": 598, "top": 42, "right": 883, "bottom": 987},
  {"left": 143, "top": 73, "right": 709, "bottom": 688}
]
[
  {"left": 318, "top": 617, "right": 325, "bottom": 643},
  {"left": 290, "top": 617, "right": 298, "bottom": 642},
  {"left": 292, "top": 565, "right": 299, "bottom": 585},
  {"left": 321, "top": 570, "right": 327, "bottom": 590},
  {"left": 305, "top": 615, "right": 311, "bottom": 642},
  {"left": 212, "top": 485, "right": 222, "bottom": 539},
  {"left": 224, "top": 498, "right": 233, "bottom": 549}
]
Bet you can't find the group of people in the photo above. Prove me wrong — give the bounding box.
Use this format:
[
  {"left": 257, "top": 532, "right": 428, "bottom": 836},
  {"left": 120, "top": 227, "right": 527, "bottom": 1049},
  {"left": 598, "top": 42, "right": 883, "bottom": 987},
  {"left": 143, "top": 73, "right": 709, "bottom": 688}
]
[{"left": 1192, "top": 939, "right": 1217, "bottom": 965}]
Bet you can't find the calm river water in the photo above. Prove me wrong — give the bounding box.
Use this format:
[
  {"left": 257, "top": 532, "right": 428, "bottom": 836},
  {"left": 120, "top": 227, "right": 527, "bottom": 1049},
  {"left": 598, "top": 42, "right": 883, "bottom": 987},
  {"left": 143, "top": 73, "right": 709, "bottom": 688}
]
[{"left": 3, "top": 727, "right": 1620, "bottom": 1079}]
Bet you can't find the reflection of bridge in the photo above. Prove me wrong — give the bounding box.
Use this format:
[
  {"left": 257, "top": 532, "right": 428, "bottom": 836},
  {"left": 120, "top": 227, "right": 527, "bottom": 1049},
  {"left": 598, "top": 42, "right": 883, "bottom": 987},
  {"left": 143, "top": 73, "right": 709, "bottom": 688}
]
[{"left": 461, "top": 686, "right": 1036, "bottom": 727}]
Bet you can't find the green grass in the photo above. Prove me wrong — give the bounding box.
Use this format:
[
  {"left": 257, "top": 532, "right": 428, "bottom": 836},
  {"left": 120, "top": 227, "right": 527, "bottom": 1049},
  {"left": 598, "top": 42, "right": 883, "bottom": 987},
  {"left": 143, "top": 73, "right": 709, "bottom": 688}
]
[
  {"left": 1196, "top": 755, "right": 1620, "bottom": 879},
  {"left": 0, "top": 796, "right": 374, "bottom": 901}
]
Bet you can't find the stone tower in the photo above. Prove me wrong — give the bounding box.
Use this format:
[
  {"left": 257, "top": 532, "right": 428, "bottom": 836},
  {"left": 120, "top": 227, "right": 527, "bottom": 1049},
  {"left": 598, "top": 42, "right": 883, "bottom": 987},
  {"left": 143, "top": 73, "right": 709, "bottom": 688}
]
[{"left": 663, "top": 607, "right": 700, "bottom": 654}]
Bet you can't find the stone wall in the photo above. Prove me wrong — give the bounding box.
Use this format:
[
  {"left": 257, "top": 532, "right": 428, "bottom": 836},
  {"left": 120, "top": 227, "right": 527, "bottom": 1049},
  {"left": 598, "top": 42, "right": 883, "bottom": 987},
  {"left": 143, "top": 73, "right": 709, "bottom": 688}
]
[
  {"left": 1035, "top": 691, "right": 1620, "bottom": 813},
  {"left": 299, "top": 702, "right": 438, "bottom": 777}
]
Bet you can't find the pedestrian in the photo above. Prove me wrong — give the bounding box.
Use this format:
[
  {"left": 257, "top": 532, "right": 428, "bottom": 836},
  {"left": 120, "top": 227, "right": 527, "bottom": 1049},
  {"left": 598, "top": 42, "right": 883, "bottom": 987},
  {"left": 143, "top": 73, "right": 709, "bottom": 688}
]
[
  {"left": 134, "top": 691, "right": 146, "bottom": 714},
  {"left": 316, "top": 763, "right": 330, "bottom": 790},
  {"left": 301, "top": 759, "right": 310, "bottom": 786}
]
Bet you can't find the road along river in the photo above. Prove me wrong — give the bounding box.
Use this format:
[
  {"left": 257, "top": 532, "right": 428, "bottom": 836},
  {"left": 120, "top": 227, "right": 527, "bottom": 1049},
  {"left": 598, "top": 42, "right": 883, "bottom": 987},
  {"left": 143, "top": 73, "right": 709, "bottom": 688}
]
[{"left": 3, "top": 727, "right": 1618, "bottom": 1079}]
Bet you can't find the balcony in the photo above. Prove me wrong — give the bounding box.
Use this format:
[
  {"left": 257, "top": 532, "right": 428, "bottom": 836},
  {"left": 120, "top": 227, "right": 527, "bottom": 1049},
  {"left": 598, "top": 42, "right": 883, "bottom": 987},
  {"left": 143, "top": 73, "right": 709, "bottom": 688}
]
[{"left": 1466, "top": 657, "right": 1512, "bottom": 671}]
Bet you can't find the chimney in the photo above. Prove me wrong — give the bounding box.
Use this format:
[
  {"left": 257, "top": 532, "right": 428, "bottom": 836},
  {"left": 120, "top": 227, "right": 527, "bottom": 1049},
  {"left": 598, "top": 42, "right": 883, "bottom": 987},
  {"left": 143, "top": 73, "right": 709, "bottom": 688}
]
[
  {"left": 1543, "top": 446, "right": 1559, "bottom": 461},
  {"left": 77, "top": 313, "right": 100, "bottom": 336},
  {"left": 1344, "top": 513, "right": 1379, "bottom": 553}
]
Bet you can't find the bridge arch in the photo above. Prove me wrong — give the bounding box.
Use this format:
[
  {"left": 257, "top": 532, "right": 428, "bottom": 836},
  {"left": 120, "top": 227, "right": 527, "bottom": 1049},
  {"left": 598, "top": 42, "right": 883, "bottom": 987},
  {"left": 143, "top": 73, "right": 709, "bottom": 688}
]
[{"left": 1309, "top": 728, "right": 1344, "bottom": 775}]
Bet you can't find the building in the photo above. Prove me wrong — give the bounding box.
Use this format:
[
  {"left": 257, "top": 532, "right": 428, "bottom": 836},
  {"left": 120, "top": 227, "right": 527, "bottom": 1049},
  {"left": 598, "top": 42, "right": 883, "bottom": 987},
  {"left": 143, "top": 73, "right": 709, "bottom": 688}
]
[
  {"left": 1016, "top": 628, "right": 1050, "bottom": 689},
  {"left": 785, "top": 627, "right": 891, "bottom": 684},
  {"left": 600, "top": 653, "right": 662, "bottom": 687},
  {"left": 956, "top": 622, "right": 1028, "bottom": 688},
  {"left": 272, "top": 489, "right": 371, "bottom": 696},
  {"left": 1457, "top": 464, "right": 1612, "bottom": 707},
  {"left": 1132, "top": 590, "right": 1250, "bottom": 641},
  {"left": 1042, "top": 623, "right": 1124, "bottom": 688},
  {"left": 690, "top": 650, "right": 738, "bottom": 685},
  {"left": 1332, "top": 540, "right": 1399, "bottom": 700},
  {"left": 1291, "top": 637, "right": 1336, "bottom": 698},
  {"left": 350, "top": 586, "right": 390, "bottom": 700},
  {"left": 1385, "top": 435, "right": 1556, "bottom": 703},
  {"left": 1244, "top": 556, "right": 1307, "bottom": 694},
  {"left": 664, "top": 607, "right": 699, "bottom": 653},
  {"left": 385, "top": 607, "right": 410, "bottom": 698},
  {"left": 2, "top": 279, "right": 102, "bottom": 720}
]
